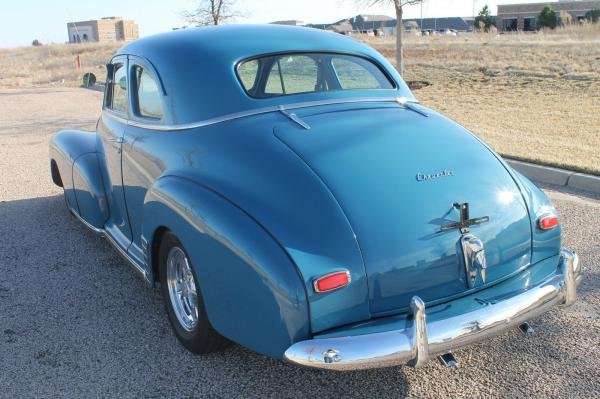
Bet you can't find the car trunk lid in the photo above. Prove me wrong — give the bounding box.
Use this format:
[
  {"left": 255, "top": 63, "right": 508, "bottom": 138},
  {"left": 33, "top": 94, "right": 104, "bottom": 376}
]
[{"left": 274, "top": 105, "right": 532, "bottom": 315}]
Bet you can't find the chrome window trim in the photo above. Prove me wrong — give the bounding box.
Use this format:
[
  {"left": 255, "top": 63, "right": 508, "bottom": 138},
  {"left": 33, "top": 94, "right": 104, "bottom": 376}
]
[{"left": 103, "top": 96, "right": 421, "bottom": 132}]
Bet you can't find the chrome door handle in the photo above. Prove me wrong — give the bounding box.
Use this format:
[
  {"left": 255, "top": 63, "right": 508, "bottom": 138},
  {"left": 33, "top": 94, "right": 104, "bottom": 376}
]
[{"left": 107, "top": 137, "right": 124, "bottom": 143}]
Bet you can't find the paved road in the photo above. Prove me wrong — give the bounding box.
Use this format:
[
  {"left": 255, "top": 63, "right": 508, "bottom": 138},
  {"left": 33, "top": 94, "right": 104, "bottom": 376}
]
[{"left": 1, "top": 89, "right": 598, "bottom": 398}]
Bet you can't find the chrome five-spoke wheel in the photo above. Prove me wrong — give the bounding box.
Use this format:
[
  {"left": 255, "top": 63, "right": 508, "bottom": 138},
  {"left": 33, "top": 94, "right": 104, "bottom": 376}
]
[
  {"left": 159, "top": 232, "right": 228, "bottom": 353},
  {"left": 166, "top": 246, "right": 198, "bottom": 331}
]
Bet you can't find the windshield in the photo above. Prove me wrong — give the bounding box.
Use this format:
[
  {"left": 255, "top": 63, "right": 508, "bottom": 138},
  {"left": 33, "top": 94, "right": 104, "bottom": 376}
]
[{"left": 237, "top": 53, "right": 395, "bottom": 98}]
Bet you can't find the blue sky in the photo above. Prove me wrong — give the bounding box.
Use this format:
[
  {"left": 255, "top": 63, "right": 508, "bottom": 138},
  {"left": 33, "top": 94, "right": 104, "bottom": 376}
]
[{"left": 1, "top": 0, "right": 554, "bottom": 47}]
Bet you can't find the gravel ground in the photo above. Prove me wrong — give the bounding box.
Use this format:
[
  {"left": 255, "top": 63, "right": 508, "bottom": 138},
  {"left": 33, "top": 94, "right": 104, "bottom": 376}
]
[{"left": 0, "top": 88, "right": 598, "bottom": 398}]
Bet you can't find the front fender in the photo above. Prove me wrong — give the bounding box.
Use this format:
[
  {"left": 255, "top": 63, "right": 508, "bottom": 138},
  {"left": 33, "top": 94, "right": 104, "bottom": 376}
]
[
  {"left": 142, "top": 175, "right": 310, "bottom": 358},
  {"left": 72, "top": 152, "right": 109, "bottom": 228},
  {"left": 50, "top": 130, "right": 106, "bottom": 224}
]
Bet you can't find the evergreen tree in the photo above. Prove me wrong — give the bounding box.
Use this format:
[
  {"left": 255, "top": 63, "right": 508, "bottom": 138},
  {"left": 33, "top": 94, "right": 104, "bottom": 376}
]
[{"left": 474, "top": 5, "right": 495, "bottom": 32}]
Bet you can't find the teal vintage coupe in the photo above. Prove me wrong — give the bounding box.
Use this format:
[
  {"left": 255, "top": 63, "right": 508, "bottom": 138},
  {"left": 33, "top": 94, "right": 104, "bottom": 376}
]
[{"left": 49, "top": 25, "right": 581, "bottom": 370}]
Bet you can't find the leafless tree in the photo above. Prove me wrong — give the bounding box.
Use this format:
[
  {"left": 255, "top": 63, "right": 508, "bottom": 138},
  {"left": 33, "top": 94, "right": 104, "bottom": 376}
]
[
  {"left": 181, "top": 0, "right": 239, "bottom": 26},
  {"left": 358, "top": 0, "right": 423, "bottom": 75}
]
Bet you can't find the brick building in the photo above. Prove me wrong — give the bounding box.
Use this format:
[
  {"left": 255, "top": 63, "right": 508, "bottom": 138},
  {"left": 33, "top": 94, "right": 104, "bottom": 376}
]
[
  {"left": 498, "top": 1, "right": 600, "bottom": 31},
  {"left": 67, "top": 17, "right": 139, "bottom": 43}
]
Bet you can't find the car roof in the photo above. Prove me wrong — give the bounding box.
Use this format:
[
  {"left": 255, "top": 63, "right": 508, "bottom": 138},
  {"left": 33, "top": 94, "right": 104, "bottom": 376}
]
[{"left": 116, "top": 25, "right": 410, "bottom": 125}]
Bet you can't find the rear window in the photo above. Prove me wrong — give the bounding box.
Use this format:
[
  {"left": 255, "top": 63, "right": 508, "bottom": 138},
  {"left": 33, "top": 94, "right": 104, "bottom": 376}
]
[{"left": 237, "top": 53, "right": 394, "bottom": 98}]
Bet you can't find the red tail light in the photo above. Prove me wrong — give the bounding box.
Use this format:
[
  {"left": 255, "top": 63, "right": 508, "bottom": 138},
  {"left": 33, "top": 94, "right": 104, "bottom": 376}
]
[
  {"left": 313, "top": 271, "right": 351, "bottom": 293},
  {"left": 539, "top": 214, "right": 559, "bottom": 230}
]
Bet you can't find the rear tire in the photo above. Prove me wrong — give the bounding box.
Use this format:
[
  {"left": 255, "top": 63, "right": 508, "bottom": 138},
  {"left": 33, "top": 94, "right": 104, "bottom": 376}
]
[{"left": 159, "top": 231, "right": 228, "bottom": 354}]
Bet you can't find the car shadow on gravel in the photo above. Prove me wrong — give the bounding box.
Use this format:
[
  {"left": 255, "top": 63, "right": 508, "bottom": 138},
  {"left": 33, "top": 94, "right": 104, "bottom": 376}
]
[{"left": 0, "top": 194, "right": 413, "bottom": 397}]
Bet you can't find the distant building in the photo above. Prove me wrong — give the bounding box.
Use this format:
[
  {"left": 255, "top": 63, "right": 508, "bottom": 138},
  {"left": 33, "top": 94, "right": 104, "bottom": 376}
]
[
  {"left": 308, "top": 15, "right": 473, "bottom": 35},
  {"left": 351, "top": 14, "right": 395, "bottom": 31},
  {"left": 67, "top": 16, "right": 139, "bottom": 43},
  {"left": 324, "top": 19, "right": 355, "bottom": 34},
  {"left": 498, "top": 1, "right": 600, "bottom": 31},
  {"left": 270, "top": 20, "right": 305, "bottom": 26},
  {"left": 404, "top": 17, "right": 474, "bottom": 32}
]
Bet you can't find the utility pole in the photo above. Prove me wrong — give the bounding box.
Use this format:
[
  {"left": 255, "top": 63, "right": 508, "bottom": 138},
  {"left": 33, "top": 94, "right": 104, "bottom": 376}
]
[
  {"left": 420, "top": 1, "right": 423, "bottom": 31},
  {"left": 472, "top": 0, "right": 478, "bottom": 32}
]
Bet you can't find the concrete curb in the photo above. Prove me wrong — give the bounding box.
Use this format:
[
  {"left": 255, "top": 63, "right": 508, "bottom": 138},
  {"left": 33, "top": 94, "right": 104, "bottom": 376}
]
[{"left": 506, "top": 159, "right": 600, "bottom": 195}]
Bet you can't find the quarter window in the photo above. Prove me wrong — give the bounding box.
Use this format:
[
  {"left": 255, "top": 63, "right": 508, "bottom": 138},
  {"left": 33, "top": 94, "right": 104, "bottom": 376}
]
[
  {"left": 134, "top": 66, "right": 163, "bottom": 119},
  {"left": 109, "top": 63, "right": 128, "bottom": 113},
  {"left": 237, "top": 59, "right": 259, "bottom": 91}
]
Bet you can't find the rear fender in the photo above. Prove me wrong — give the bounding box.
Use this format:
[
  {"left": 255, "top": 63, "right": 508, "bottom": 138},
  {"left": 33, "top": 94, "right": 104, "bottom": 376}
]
[
  {"left": 510, "top": 171, "right": 562, "bottom": 263},
  {"left": 142, "top": 175, "right": 310, "bottom": 358}
]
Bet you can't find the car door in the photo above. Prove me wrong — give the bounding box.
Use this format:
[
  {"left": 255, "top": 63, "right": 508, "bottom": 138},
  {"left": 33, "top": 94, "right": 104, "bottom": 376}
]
[
  {"left": 97, "top": 56, "right": 133, "bottom": 250},
  {"left": 121, "top": 59, "right": 167, "bottom": 266}
]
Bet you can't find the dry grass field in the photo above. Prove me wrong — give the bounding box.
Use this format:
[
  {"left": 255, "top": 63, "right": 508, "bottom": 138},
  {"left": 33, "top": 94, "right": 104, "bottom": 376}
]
[
  {"left": 366, "top": 24, "right": 600, "bottom": 175},
  {"left": 0, "top": 42, "right": 118, "bottom": 88},
  {"left": 0, "top": 25, "right": 598, "bottom": 174}
]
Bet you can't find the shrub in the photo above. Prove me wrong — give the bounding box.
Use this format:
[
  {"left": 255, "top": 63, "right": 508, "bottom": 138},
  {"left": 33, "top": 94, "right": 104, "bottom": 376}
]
[
  {"left": 32, "top": 39, "right": 42, "bottom": 46},
  {"left": 538, "top": 6, "right": 557, "bottom": 29}
]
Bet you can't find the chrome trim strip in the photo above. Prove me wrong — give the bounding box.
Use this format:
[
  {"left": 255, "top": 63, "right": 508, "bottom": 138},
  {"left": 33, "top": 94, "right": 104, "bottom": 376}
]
[
  {"left": 103, "top": 230, "right": 147, "bottom": 278},
  {"left": 104, "top": 111, "right": 129, "bottom": 126},
  {"left": 396, "top": 97, "right": 429, "bottom": 117},
  {"left": 278, "top": 106, "right": 310, "bottom": 130},
  {"left": 104, "top": 96, "right": 420, "bottom": 132},
  {"left": 69, "top": 208, "right": 104, "bottom": 235},
  {"left": 69, "top": 209, "right": 149, "bottom": 282},
  {"left": 284, "top": 249, "right": 581, "bottom": 371}
]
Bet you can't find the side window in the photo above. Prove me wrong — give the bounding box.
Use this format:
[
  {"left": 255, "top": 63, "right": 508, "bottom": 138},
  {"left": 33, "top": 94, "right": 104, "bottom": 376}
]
[
  {"left": 134, "top": 66, "right": 163, "bottom": 119},
  {"left": 109, "top": 63, "right": 128, "bottom": 113}
]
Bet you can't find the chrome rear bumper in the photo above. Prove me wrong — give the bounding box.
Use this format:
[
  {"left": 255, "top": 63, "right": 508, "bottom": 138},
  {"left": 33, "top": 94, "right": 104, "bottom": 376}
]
[{"left": 284, "top": 249, "right": 581, "bottom": 370}]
